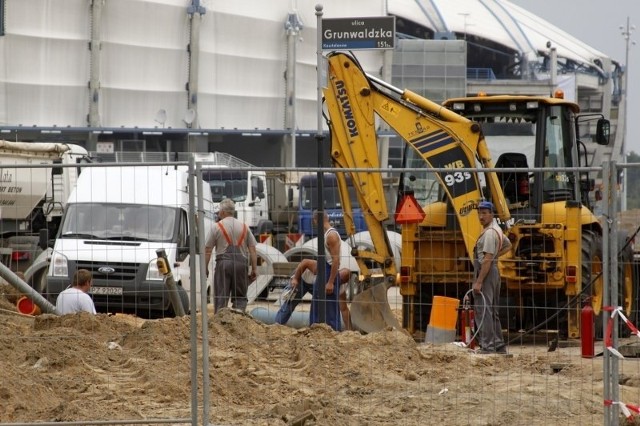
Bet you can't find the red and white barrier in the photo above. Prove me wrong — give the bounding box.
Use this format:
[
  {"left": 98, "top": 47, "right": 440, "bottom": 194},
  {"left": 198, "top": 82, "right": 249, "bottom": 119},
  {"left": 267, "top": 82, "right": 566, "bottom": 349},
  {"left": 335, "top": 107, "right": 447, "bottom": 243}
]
[
  {"left": 602, "top": 308, "right": 640, "bottom": 419},
  {"left": 604, "top": 399, "right": 640, "bottom": 419}
]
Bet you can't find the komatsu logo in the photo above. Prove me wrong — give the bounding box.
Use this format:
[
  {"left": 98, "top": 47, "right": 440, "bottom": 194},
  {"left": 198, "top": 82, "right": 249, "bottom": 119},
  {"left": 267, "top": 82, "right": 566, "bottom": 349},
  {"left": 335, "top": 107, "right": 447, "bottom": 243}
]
[
  {"left": 335, "top": 80, "right": 359, "bottom": 138},
  {"left": 459, "top": 200, "right": 478, "bottom": 217}
]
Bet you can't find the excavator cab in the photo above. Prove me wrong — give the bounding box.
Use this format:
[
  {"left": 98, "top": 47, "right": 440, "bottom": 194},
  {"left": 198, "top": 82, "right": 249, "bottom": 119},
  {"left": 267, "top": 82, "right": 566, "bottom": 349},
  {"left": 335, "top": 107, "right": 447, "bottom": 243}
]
[{"left": 494, "top": 152, "right": 529, "bottom": 206}]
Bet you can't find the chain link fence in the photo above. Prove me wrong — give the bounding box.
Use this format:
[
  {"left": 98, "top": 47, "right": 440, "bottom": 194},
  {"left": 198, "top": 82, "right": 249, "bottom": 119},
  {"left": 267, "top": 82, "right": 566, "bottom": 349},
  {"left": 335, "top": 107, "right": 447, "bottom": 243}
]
[{"left": 1, "top": 160, "right": 639, "bottom": 425}]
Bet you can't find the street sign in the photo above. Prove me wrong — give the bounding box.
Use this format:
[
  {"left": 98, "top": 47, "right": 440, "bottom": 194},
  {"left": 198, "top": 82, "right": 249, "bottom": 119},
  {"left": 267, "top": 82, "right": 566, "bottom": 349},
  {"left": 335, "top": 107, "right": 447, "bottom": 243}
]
[{"left": 322, "top": 16, "right": 395, "bottom": 50}]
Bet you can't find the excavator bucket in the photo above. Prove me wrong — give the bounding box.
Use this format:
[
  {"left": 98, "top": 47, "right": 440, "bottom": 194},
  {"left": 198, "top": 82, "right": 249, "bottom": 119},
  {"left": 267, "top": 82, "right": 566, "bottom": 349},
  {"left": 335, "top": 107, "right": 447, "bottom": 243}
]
[{"left": 350, "top": 282, "right": 401, "bottom": 333}]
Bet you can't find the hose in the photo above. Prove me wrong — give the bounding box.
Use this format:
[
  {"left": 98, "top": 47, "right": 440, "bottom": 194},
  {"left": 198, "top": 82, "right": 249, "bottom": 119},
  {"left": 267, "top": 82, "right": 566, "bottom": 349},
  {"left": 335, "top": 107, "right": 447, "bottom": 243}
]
[{"left": 462, "top": 288, "right": 486, "bottom": 348}]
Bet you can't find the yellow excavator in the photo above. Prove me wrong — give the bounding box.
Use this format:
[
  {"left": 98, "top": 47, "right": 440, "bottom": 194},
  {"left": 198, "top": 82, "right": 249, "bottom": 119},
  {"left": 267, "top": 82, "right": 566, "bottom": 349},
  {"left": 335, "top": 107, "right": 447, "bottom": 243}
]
[{"left": 323, "top": 52, "right": 634, "bottom": 339}]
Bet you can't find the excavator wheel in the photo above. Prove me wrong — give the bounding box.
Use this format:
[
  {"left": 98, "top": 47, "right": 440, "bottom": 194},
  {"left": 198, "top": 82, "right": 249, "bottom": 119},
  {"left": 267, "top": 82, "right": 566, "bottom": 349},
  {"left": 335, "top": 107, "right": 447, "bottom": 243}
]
[
  {"left": 615, "top": 232, "right": 636, "bottom": 338},
  {"left": 583, "top": 230, "right": 605, "bottom": 339},
  {"left": 591, "top": 230, "right": 637, "bottom": 339}
]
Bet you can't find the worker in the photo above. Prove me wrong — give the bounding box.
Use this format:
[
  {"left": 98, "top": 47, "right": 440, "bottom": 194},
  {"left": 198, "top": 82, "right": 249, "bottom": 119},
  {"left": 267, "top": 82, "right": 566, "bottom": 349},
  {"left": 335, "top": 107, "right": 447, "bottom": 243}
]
[
  {"left": 205, "top": 198, "right": 258, "bottom": 313},
  {"left": 309, "top": 210, "right": 342, "bottom": 331},
  {"left": 55, "top": 269, "right": 97, "bottom": 315},
  {"left": 275, "top": 258, "right": 353, "bottom": 331},
  {"left": 470, "top": 201, "right": 511, "bottom": 354}
]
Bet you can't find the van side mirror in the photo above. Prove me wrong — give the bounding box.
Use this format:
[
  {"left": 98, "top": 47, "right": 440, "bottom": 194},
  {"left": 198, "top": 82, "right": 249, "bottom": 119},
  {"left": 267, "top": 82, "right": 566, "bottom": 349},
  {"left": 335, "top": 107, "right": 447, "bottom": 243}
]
[
  {"left": 177, "top": 245, "right": 190, "bottom": 262},
  {"left": 596, "top": 119, "right": 610, "bottom": 146}
]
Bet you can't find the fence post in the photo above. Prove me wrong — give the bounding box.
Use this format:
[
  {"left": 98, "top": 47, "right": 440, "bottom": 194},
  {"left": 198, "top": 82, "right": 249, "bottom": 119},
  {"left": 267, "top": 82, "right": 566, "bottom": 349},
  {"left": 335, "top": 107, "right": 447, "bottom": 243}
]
[
  {"left": 188, "top": 156, "right": 200, "bottom": 426},
  {"left": 603, "top": 160, "right": 620, "bottom": 425}
]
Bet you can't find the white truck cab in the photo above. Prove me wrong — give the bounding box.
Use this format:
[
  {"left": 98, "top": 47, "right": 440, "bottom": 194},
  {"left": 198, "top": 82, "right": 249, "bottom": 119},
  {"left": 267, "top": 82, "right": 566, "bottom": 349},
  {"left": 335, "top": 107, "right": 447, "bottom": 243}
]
[{"left": 46, "top": 165, "right": 214, "bottom": 317}]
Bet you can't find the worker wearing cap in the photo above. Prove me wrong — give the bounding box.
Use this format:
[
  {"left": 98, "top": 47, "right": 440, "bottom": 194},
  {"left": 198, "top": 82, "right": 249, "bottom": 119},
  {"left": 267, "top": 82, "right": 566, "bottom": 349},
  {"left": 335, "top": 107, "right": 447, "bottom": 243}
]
[{"left": 472, "top": 200, "right": 511, "bottom": 354}]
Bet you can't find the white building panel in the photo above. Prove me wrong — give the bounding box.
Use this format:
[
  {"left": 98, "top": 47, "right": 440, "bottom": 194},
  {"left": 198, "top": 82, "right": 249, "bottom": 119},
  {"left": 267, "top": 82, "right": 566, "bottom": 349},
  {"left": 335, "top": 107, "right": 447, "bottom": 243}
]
[
  {"left": 99, "top": 0, "right": 189, "bottom": 127},
  {"left": 0, "top": 0, "right": 612, "bottom": 130},
  {"left": 0, "top": 0, "right": 89, "bottom": 126},
  {"left": 197, "top": 0, "right": 386, "bottom": 129}
]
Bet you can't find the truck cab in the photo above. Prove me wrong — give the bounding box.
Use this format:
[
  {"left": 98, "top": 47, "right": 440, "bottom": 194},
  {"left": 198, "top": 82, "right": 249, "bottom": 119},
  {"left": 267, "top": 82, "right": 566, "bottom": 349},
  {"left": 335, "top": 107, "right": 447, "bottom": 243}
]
[{"left": 297, "top": 173, "right": 367, "bottom": 238}]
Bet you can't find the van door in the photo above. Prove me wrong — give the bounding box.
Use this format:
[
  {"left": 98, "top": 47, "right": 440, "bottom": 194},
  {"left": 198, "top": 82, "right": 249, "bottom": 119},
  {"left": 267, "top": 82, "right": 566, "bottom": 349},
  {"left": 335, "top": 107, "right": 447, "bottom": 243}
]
[{"left": 175, "top": 209, "right": 202, "bottom": 310}]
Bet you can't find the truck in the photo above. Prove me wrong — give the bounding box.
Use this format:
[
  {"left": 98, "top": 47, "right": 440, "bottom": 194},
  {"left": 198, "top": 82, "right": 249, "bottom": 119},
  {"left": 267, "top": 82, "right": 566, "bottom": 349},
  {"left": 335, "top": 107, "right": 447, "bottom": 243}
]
[
  {"left": 45, "top": 165, "right": 214, "bottom": 318},
  {"left": 0, "top": 141, "right": 89, "bottom": 275},
  {"left": 197, "top": 152, "right": 298, "bottom": 253},
  {"left": 323, "top": 52, "right": 632, "bottom": 339},
  {"left": 297, "top": 173, "right": 367, "bottom": 239},
  {"left": 198, "top": 152, "right": 367, "bottom": 251}
]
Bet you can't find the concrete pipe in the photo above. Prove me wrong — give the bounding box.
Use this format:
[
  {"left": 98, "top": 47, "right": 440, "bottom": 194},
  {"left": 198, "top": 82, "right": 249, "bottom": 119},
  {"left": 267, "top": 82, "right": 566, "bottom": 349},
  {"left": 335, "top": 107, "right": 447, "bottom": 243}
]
[
  {"left": 250, "top": 306, "right": 345, "bottom": 330},
  {"left": 348, "top": 230, "right": 402, "bottom": 268},
  {"left": 284, "top": 239, "right": 360, "bottom": 273}
]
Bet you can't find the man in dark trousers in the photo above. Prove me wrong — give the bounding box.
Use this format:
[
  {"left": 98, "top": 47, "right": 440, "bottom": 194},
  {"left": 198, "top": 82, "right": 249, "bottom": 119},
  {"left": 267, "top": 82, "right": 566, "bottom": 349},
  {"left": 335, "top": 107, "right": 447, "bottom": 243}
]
[
  {"left": 205, "top": 198, "right": 258, "bottom": 313},
  {"left": 309, "top": 210, "right": 342, "bottom": 331},
  {"left": 472, "top": 201, "right": 511, "bottom": 354},
  {"left": 275, "top": 258, "right": 353, "bottom": 330}
]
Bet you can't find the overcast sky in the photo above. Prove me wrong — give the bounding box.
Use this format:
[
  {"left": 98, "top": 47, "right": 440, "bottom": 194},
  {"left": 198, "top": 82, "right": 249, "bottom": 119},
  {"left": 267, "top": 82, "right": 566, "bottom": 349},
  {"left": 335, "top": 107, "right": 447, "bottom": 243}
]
[{"left": 509, "top": 0, "right": 638, "bottom": 154}]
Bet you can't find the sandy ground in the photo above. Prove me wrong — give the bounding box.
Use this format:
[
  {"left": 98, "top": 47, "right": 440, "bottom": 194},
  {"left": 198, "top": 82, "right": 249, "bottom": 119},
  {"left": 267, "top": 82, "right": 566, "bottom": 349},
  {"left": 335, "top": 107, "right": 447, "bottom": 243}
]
[{"left": 2, "top": 284, "right": 640, "bottom": 425}]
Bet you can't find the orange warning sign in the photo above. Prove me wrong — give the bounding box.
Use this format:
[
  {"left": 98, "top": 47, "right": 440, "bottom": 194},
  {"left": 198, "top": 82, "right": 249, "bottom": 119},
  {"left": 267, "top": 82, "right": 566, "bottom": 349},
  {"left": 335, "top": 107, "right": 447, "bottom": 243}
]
[{"left": 394, "top": 194, "right": 426, "bottom": 224}]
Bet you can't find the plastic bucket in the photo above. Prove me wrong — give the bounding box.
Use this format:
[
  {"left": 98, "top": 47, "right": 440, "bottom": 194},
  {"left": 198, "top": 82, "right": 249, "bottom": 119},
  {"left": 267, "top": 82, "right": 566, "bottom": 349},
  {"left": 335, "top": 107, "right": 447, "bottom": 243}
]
[
  {"left": 16, "top": 296, "right": 41, "bottom": 316},
  {"left": 425, "top": 296, "right": 460, "bottom": 344}
]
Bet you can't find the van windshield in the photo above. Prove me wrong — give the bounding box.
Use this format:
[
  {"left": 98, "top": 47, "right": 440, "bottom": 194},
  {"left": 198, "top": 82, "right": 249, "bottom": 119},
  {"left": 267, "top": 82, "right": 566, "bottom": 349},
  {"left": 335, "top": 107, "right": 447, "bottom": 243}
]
[{"left": 60, "top": 204, "right": 178, "bottom": 242}]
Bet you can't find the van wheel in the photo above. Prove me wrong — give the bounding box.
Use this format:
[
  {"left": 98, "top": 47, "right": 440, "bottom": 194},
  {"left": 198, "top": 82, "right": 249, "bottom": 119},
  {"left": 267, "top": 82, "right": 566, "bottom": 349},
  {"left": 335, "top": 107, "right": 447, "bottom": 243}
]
[
  {"left": 178, "top": 286, "right": 190, "bottom": 314},
  {"left": 166, "top": 285, "right": 190, "bottom": 317},
  {"left": 30, "top": 268, "right": 48, "bottom": 294}
]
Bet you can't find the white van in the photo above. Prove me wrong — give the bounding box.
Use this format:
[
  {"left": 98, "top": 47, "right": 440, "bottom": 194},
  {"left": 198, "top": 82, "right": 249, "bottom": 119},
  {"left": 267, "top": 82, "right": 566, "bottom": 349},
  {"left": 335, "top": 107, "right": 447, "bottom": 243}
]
[{"left": 46, "top": 165, "right": 214, "bottom": 317}]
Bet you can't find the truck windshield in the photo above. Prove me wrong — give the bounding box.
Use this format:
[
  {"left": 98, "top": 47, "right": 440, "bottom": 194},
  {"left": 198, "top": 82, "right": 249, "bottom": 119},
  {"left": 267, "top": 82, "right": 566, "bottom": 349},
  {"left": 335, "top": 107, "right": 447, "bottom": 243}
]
[
  {"left": 60, "top": 203, "right": 178, "bottom": 242},
  {"left": 202, "top": 170, "right": 247, "bottom": 203},
  {"left": 300, "top": 183, "right": 360, "bottom": 210}
]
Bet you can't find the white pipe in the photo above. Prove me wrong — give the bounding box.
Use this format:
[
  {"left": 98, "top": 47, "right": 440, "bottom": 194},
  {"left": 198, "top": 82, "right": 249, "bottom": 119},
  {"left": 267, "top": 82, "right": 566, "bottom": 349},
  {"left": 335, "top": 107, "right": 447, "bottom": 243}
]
[
  {"left": 250, "top": 306, "right": 346, "bottom": 330},
  {"left": 0, "top": 262, "right": 58, "bottom": 315}
]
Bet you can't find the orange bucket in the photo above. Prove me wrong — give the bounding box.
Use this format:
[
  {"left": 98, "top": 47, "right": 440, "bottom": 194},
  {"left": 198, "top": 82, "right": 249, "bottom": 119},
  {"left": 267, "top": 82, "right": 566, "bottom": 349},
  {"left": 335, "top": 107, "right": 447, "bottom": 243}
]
[{"left": 16, "top": 296, "right": 42, "bottom": 316}]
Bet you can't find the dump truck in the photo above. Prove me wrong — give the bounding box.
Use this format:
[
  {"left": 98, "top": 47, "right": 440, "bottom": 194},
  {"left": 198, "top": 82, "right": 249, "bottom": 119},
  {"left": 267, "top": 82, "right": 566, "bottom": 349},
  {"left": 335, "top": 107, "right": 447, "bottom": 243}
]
[{"left": 0, "top": 141, "right": 89, "bottom": 279}]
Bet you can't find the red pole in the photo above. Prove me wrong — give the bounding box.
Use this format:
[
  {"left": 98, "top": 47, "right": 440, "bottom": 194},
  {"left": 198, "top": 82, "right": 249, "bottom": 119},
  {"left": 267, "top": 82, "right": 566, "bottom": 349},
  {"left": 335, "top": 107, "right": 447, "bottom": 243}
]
[{"left": 581, "top": 299, "right": 595, "bottom": 358}]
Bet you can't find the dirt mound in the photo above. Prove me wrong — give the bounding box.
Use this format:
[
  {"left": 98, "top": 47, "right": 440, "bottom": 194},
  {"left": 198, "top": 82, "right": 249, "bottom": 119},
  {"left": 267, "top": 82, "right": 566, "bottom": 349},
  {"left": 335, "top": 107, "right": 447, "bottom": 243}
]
[{"left": 0, "top": 294, "right": 625, "bottom": 425}]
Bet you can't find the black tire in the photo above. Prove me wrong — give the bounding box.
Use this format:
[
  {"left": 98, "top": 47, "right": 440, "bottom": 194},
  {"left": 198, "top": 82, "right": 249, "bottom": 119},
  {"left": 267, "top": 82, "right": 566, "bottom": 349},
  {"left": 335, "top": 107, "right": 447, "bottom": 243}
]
[
  {"left": 591, "top": 231, "right": 636, "bottom": 339},
  {"left": 164, "top": 285, "right": 190, "bottom": 317},
  {"left": 616, "top": 232, "right": 635, "bottom": 338},
  {"left": 29, "top": 268, "right": 48, "bottom": 294},
  {"left": 583, "top": 231, "right": 605, "bottom": 339},
  {"left": 177, "top": 285, "right": 190, "bottom": 314}
]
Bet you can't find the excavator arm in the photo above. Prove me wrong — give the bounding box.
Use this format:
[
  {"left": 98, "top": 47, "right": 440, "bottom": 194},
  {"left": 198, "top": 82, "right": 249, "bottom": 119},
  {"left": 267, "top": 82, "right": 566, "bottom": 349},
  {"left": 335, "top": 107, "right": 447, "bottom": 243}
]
[{"left": 323, "top": 52, "right": 510, "bottom": 332}]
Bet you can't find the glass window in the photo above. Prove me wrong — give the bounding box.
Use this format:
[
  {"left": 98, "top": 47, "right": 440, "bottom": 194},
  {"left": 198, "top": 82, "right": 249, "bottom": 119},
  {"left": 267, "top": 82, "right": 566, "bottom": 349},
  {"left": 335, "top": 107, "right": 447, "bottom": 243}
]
[
  {"left": 543, "top": 106, "right": 574, "bottom": 194},
  {"left": 60, "top": 204, "right": 178, "bottom": 242},
  {"left": 401, "top": 148, "right": 442, "bottom": 205}
]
